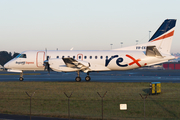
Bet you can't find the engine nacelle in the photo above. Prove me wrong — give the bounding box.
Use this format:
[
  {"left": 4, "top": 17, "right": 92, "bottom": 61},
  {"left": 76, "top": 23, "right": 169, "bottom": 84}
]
[
  {"left": 48, "top": 58, "right": 79, "bottom": 72},
  {"left": 76, "top": 60, "right": 90, "bottom": 68}
]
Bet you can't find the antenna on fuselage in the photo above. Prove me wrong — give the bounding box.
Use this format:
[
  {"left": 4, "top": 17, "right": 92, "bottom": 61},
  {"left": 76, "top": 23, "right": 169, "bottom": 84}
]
[
  {"left": 70, "top": 47, "right": 74, "bottom": 51},
  {"left": 45, "top": 48, "right": 49, "bottom": 60}
]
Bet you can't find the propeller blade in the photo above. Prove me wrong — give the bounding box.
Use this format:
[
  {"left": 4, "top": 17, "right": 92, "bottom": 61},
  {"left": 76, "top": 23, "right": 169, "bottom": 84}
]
[
  {"left": 43, "top": 48, "right": 50, "bottom": 74},
  {"left": 47, "top": 63, "right": 50, "bottom": 74}
]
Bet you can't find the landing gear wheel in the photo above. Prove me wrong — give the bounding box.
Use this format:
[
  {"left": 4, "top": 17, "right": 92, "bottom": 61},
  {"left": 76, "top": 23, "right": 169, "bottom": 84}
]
[
  {"left": 75, "top": 77, "right": 81, "bottom": 82},
  {"left": 85, "top": 76, "right": 91, "bottom": 82},
  {"left": 19, "top": 77, "right": 24, "bottom": 81}
]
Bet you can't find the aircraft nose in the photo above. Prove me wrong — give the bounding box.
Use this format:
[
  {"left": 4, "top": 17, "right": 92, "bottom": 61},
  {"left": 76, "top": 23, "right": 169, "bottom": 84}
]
[{"left": 4, "top": 62, "right": 9, "bottom": 69}]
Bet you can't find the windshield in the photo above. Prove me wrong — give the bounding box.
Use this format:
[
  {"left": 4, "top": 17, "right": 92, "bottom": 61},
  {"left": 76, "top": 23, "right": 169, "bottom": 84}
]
[{"left": 16, "top": 54, "right": 27, "bottom": 58}]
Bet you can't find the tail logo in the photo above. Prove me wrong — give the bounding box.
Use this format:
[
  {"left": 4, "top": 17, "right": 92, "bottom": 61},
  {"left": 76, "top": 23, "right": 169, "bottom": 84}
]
[
  {"left": 150, "top": 30, "right": 174, "bottom": 42},
  {"left": 149, "top": 19, "right": 176, "bottom": 42}
]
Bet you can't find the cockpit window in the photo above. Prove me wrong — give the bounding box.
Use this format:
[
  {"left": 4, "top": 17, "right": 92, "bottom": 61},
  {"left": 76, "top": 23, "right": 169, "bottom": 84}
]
[
  {"left": 16, "top": 54, "right": 27, "bottom": 58},
  {"left": 15, "top": 54, "right": 21, "bottom": 58}
]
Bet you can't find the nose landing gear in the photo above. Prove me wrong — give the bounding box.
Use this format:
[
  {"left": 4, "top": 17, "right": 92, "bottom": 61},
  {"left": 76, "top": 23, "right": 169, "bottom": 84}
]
[{"left": 19, "top": 72, "right": 24, "bottom": 81}]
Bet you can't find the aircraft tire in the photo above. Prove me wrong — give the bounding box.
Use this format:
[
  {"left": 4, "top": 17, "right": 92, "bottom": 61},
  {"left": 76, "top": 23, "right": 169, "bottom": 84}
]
[
  {"left": 75, "top": 77, "right": 81, "bottom": 82},
  {"left": 85, "top": 76, "right": 91, "bottom": 82},
  {"left": 19, "top": 77, "right": 24, "bottom": 81}
]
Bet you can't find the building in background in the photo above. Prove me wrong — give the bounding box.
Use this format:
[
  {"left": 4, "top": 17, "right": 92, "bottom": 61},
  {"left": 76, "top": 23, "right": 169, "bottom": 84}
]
[{"left": 163, "top": 62, "right": 180, "bottom": 70}]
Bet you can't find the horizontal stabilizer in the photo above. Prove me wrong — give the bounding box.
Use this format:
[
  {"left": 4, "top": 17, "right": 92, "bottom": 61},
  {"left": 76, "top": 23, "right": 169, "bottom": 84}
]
[{"left": 146, "top": 46, "right": 162, "bottom": 57}]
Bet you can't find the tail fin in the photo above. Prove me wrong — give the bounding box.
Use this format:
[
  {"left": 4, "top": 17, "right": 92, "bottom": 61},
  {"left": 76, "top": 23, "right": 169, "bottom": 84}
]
[
  {"left": 114, "top": 19, "right": 177, "bottom": 52},
  {"left": 149, "top": 19, "right": 176, "bottom": 54}
]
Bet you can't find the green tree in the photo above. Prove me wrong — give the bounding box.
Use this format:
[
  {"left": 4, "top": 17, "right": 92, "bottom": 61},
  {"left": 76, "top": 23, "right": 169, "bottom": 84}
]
[{"left": 0, "top": 51, "right": 19, "bottom": 66}]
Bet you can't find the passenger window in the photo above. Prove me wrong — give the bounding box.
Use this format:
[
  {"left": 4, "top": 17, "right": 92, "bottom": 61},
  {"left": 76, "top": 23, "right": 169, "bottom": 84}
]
[
  {"left": 79, "top": 56, "right": 81, "bottom": 59},
  {"left": 106, "top": 56, "right": 108, "bottom": 59},
  {"left": 57, "top": 56, "right": 59, "bottom": 58},
  {"left": 62, "top": 56, "right": 64, "bottom": 58},
  {"left": 68, "top": 56, "right": 70, "bottom": 58},
  {"left": 100, "top": 56, "right": 103, "bottom": 59},
  {"left": 90, "top": 56, "right": 92, "bottom": 59},
  {"left": 47, "top": 56, "right": 49, "bottom": 60},
  {"left": 95, "top": 56, "right": 97, "bottom": 59},
  {"left": 73, "top": 56, "right": 75, "bottom": 59},
  {"left": 84, "top": 56, "right": 87, "bottom": 59}
]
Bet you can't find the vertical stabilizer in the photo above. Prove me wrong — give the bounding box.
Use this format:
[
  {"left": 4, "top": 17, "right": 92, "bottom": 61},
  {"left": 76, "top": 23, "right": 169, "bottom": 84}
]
[{"left": 149, "top": 19, "right": 176, "bottom": 54}]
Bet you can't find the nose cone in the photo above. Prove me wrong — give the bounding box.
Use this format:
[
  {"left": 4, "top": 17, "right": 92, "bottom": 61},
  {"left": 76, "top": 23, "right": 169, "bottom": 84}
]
[{"left": 4, "top": 62, "right": 10, "bottom": 69}]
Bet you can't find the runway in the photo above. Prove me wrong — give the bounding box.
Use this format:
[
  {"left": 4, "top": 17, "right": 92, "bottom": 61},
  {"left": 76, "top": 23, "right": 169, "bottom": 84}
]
[{"left": 0, "top": 69, "right": 180, "bottom": 82}]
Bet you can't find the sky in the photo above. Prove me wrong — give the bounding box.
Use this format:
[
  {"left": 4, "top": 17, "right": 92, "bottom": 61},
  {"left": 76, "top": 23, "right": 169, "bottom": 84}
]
[{"left": 0, "top": 0, "right": 180, "bottom": 53}]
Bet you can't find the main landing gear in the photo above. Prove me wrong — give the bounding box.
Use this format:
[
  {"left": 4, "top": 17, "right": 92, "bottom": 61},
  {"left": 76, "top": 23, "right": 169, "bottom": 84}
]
[
  {"left": 85, "top": 72, "right": 91, "bottom": 82},
  {"left": 75, "top": 71, "right": 91, "bottom": 82},
  {"left": 19, "top": 71, "right": 24, "bottom": 81},
  {"left": 75, "top": 71, "right": 81, "bottom": 82}
]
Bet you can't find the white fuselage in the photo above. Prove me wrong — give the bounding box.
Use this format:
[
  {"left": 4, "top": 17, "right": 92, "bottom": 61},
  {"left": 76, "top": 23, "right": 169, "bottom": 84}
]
[{"left": 4, "top": 50, "right": 173, "bottom": 72}]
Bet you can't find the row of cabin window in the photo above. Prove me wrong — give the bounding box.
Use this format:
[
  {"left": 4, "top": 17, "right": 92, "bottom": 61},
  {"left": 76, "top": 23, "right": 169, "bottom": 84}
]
[{"left": 55, "top": 56, "right": 108, "bottom": 59}]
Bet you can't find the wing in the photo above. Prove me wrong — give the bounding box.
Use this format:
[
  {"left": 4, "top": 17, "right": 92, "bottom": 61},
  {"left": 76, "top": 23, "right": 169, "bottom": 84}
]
[{"left": 62, "top": 58, "right": 91, "bottom": 73}]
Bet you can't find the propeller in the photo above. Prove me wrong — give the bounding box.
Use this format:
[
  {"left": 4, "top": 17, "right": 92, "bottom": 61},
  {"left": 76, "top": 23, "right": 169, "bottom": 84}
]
[{"left": 43, "top": 48, "right": 51, "bottom": 74}]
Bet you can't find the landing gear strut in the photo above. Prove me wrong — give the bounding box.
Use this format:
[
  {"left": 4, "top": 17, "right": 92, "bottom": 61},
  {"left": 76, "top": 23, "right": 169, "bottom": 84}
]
[
  {"left": 19, "top": 71, "right": 24, "bottom": 81},
  {"left": 75, "top": 71, "right": 81, "bottom": 82},
  {"left": 85, "top": 72, "right": 91, "bottom": 82},
  {"left": 75, "top": 71, "right": 91, "bottom": 82}
]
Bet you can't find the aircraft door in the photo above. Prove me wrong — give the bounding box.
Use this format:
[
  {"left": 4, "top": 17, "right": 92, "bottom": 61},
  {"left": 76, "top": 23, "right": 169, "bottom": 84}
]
[
  {"left": 77, "top": 54, "right": 83, "bottom": 60},
  {"left": 36, "top": 51, "right": 45, "bottom": 67}
]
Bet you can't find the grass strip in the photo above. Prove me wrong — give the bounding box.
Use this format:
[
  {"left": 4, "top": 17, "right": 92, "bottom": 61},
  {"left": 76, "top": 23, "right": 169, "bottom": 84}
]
[{"left": 0, "top": 82, "right": 179, "bottom": 120}]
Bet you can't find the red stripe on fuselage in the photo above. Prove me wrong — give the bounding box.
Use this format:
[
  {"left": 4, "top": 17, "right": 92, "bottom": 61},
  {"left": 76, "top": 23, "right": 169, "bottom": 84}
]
[{"left": 150, "top": 30, "right": 174, "bottom": 42}]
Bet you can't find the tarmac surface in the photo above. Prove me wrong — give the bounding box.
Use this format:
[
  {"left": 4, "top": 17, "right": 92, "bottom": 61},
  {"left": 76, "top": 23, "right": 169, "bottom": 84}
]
[
  {"left": 0, "top": 69, "right": 180, "bottom": 82},
  {"left": 0, "top": 69, "right": 180, "bottom": 120}
]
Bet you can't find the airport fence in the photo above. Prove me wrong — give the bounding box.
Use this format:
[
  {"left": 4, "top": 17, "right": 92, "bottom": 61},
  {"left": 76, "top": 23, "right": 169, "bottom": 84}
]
[
  {"left": 1, "top": 81, "right": 180, "bottom": 120},
  {"left": 1, "top": 91, "right": 180, "bottom": 120}
]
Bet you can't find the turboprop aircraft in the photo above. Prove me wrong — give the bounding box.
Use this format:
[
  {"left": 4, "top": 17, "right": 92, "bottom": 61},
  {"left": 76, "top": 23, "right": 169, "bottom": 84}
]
[{"left": 4, "top": 19, "right": 177, "bottom": 82}]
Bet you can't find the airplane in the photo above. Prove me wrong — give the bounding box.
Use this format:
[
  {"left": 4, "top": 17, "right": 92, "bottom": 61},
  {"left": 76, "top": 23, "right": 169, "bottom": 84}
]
[{"left": 4, "top": 19, "right": 177, "bottom": 82}]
